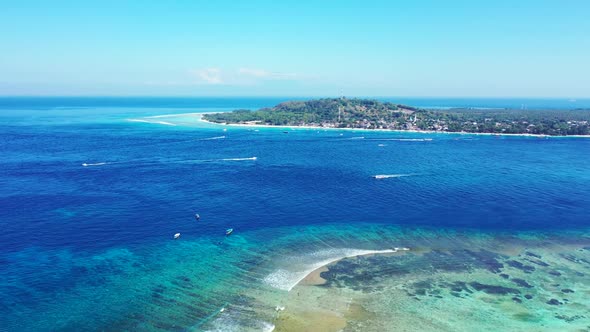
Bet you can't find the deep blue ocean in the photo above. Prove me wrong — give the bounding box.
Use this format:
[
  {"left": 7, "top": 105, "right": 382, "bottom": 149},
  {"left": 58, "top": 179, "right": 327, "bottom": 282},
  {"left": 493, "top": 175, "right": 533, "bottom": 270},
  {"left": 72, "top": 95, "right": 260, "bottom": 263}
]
[{"left": 1, "top": 97, "right": 589, "bottom": 331}]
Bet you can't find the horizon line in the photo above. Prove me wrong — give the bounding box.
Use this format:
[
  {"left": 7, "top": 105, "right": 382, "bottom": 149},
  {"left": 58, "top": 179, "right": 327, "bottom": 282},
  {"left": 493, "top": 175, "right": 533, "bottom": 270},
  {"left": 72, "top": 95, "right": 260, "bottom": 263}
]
[{"left": 0, "top": 95, "right": 589, "bottom": 100}]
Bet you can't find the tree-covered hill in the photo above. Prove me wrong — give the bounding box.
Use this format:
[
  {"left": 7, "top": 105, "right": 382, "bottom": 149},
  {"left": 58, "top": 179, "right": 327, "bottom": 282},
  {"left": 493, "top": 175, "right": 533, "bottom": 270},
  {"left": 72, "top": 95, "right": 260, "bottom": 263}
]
[{"left": 202, "top": 98, "right": 590, "bottom": 136}]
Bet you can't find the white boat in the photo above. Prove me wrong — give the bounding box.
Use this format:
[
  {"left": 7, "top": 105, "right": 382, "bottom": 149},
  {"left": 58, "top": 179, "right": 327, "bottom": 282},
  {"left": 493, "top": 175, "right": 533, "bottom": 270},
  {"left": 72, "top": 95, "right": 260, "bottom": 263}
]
[{"left": 174, "top": 233, "right": 181, "bottom": 239}]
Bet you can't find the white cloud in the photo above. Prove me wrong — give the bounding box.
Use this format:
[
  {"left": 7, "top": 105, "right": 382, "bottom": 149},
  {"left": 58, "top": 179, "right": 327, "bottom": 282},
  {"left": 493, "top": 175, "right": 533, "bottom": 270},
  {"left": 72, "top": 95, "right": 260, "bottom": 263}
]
[
  {"left": 238, "top": 68, "right": 297, "bottom": 80},
  {"left": 187, "top": 67, "right": 302, "bottom": 86},
  {"left": 194, "top": 67, "right": 223, "bottom": 85}
]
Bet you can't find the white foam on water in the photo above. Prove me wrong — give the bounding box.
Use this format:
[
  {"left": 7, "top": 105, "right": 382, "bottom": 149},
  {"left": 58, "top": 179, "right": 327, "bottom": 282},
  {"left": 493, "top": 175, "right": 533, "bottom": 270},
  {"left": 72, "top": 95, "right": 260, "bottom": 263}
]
[
  {"left": 263, "top": 248, "right": 396, "bottom": 291},
  {"left": 373, "top": 174, "right": 415, "bottom": 179},
  {"left": 261, "top": 322, "right": 275, "bottom": 332},
  {"left": 369, "top": 138, "right": 433, "bottom": 142},
  {"left": 81, "top": 162, "right": 108, "bottom": 167},
  {"left": 198, "top": 136, "right": 226, "bottom": 140},
  {"left": 126, "top": 119, "right": 150, "bottom": 124},
  {"left": 154, "top": 121, "right": 177, "bottom": 126},
  {"left": 219, "top": 157, "right": 257, "bottom": 161},
  {"left": 201, "top": 313, "right": 239, "bottom": 332},
  {"left": 127, "top": 118, "right": 177, "bottom": 126},
  {"left": 202, "top": 312, "right": 274, "bottom": 332},
  {"left": 82, "top": 157, "right": 256, "bottom": 168},
  {"left": 145, "top": 112, "right": 203, "bottom": 119},
  {"left": 347, "top": 136, "right": 365, "bottom": 140}
]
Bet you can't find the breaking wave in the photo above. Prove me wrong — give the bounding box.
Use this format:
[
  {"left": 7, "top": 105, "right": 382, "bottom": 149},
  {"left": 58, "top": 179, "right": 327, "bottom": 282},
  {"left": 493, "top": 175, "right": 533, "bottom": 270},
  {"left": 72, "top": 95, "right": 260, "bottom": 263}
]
[{"left": 263, "top": 248, "right": 399, "bottom": 291}]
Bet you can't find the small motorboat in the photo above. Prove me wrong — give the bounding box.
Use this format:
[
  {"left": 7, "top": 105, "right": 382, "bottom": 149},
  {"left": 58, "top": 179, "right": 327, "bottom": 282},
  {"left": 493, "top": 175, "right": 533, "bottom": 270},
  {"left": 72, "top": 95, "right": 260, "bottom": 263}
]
[
  {"left": 195, "top": 213, "right": 200, "bottom": 221},
  {"left": 174, "top": 233, "right": 181, "bottom": 239},
  {"left": 225, "top": 228, "right": 234, "bottom": 236}
]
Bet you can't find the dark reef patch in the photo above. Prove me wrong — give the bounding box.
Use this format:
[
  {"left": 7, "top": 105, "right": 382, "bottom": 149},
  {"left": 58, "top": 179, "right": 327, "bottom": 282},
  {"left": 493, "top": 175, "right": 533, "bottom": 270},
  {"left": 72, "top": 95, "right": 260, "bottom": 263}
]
[
  {"left": 511, "top": 278, "right": 533, "bottom": 288},
  {"left": 505, "top": 260, "right": 535, "bottom": 273},
  {"left": 499, "top": 273, "right": 509, "bottom": 279},
  {"left": 410, "top": 279, "right": 436, "bottom": 297},
  {"left": 468, "top": 282, "right": 520, "bottom": 295},
  {"left": 561, "top": 288, "right": 574, "bottom": 293},
  {"left": 320, "top": 250, "right": 506, "bottom": 290},
  {"left": 420, "top": 249, "right": 505, "bottom": 274},
  {"left": 546, "top": 299, "right": 563, "bottom": 305},
  {"left": 559, "top": 254, "right": 588, "bottom": 265},
  {"left": 524, "top": 258, "right": 550, "bottom": 267},
  {"left": 555, "top": 314, "right": 585, "bottom": 323},
  {"left": 512, "top": 312, "right": 539, "bottom": 322},
  {"left": 524, "top": 294, "right": 533, "bottom": 300},
  {"left": 525, "top": 252, "right": 541, "bottom": 259},
  {"left": 412, "top": 280, "right": 432, "bottom": 289},
  {"left": 548, "top": 270, "right": 561, "bottom": 276},
  {"left": 439, "top": 281, "right": 473, "bottom": 294}
]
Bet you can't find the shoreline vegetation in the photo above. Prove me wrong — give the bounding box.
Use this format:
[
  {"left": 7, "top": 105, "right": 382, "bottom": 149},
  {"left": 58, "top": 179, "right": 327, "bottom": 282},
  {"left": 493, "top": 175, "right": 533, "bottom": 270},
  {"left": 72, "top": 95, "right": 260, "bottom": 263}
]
[{"left": 201, "top": 98, "right": 590, "bottom": 137}]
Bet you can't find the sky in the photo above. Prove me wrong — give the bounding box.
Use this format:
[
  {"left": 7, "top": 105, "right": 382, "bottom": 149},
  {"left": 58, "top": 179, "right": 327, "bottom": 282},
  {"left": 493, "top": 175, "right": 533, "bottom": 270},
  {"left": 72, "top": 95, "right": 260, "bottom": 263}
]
[{"left": 1, "top": 0, "right": 589, "bottom": 97}]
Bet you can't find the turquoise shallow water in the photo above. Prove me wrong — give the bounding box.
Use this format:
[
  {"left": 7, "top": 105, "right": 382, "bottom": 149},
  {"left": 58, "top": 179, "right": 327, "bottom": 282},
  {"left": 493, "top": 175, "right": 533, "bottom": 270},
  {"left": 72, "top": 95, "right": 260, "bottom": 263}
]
[{"left": 0, "top": 98, "right": 589, "bottom": 331}]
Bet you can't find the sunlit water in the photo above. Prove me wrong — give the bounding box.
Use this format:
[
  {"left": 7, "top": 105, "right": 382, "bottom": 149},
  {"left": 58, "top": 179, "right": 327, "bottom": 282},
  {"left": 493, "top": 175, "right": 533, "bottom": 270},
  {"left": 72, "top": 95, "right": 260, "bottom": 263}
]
[{"left": 1, "top": 98, "right": 589, "bottom": 331}]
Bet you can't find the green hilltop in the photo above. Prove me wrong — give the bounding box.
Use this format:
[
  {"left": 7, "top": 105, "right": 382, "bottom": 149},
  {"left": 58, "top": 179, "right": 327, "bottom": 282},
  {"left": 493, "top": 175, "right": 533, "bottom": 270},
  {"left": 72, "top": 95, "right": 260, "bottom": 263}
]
[{"left": 202, "top": 98, "right": 590, "bottom": 136}]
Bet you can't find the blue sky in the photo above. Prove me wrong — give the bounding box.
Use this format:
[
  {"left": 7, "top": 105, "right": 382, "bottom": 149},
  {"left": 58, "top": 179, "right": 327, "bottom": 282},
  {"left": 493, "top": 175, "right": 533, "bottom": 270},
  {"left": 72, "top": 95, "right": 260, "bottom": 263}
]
[{"left": 1, "top": 0, "right": 589, "bottom": 97}]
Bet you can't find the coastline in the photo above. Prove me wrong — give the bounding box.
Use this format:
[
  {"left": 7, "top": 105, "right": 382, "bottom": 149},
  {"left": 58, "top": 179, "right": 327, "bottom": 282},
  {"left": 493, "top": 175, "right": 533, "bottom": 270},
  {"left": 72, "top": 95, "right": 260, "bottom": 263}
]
[
  {"left": 263, "top": 249, "right": 401, "bottom": 292},
  {"left": 271, "top": 249, "right": 407, "bottom": 332},
  {"left": 271, "top": 237, "right": 590, "bottom": 332},
  {"left": 296, "top": 248, "right": 411, "bottom": 287},
  {"left": 196, "top": 113, "right": 590, "bottom": 138}
]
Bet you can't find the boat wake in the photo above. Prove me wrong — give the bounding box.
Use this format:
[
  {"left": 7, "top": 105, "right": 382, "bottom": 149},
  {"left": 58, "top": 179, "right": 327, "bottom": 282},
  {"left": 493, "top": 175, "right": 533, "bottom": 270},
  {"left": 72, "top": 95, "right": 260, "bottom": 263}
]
[
  {"left": 81, "top": 157, "right": 256, "bottom": 167},
  {"left": 81, "top": 162, "right": 108, "bottom": 167},
  {"left": 263, "top": 248, "right": 398, "bottom": 291},
  {"left": 373, "top": 174, "right": 416, "bottom": 179},
  {"left": 220, "top": 157, "right": 257, "bottom": 161},
  {"left": 198, "top": 136, "right": 226, "bottom": 141}
]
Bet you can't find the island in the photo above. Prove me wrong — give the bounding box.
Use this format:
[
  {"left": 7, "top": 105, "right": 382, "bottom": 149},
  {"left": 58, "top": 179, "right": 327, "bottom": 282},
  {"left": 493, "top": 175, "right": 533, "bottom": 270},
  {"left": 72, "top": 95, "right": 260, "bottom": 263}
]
[{"left": 202, "top": 98, "right": 590, "bottom": 136}]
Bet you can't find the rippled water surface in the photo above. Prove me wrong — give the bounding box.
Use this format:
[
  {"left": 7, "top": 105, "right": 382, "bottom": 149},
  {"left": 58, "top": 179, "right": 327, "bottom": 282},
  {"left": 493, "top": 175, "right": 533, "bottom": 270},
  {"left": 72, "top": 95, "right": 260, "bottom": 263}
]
[{"left": 1, "top": 98, "right": 589, "bottom": 331}]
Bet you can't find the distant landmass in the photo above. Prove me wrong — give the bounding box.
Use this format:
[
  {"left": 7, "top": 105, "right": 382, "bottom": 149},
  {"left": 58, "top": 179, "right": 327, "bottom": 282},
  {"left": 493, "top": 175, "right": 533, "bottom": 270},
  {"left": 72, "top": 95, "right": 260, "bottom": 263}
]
[{"left": 202, "top": 98, "right": 590, "bottom": 136}]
